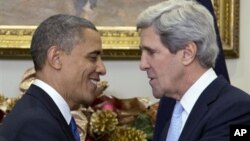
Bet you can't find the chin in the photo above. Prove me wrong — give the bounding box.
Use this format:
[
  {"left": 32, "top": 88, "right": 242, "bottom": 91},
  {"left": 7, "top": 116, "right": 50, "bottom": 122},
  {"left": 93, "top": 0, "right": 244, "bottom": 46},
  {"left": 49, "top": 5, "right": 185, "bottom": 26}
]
[
  {"left": 71, "top": 104, "right": 81, "bottom": 110},
  {"left": 153, "top": 93, "right": 163, "bottom": 99},
  {"left": 152, "top": 90, "right": 163, "bottom": 98},
  {"left": 87, "top": 97, "right": 96, "bottom": 106}
]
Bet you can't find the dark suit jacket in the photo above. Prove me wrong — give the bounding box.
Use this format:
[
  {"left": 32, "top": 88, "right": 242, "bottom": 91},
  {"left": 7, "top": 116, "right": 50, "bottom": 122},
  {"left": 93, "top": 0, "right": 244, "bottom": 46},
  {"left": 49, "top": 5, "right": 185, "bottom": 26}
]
[
  {"left": 154, "top": 76, "right": 250, "bottom": 141},
  {"left": 0, "top": 84, "right": 75, "bottom": 141}
]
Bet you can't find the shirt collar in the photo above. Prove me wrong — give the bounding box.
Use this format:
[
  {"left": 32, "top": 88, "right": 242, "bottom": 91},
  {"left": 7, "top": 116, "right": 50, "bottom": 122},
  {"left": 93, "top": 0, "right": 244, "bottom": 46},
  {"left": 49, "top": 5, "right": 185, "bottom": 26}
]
[
  {"left": 180, "top": 68, "right": 217, "bottom": 115},
  {"left": 33, "top": 79, "right": 72, "bottom": 124}
]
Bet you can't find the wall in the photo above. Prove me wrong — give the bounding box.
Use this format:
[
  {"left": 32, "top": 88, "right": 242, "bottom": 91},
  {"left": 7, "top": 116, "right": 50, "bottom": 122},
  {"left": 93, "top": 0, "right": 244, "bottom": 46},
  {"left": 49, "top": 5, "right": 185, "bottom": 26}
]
[
  {"left": 225, "top": 0, "right": 250, "bottom": 94},
  {"left": 0, "top": 0, "right": 249, "bottom": 104}
]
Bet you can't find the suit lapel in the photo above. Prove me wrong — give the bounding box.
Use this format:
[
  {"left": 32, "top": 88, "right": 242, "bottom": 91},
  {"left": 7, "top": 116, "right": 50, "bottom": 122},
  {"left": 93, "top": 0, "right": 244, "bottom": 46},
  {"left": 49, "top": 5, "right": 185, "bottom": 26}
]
[
  {"left": 26, "top": 84, "right": 75, "bottom": 141},
  {"left": 179, "top": 76, "right": 228, "bottom": 141}
]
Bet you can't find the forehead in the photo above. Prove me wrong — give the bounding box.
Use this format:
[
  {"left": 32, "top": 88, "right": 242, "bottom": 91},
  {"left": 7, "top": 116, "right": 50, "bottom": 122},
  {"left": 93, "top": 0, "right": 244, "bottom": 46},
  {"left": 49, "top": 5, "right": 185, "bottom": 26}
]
[
  {"left": 82, "top": 28, "right": 101, "bottom": 42},
  {"left": 139, "top": 26, "right": 163, "bottom": 47},
  {"left": 82, "top": 28, "right": 101, "bottom": 47},
  {"left": 140, "top": 26, "right": 161, "bottom": 39},
  {"left": 73, "top": 28, "right": 102, "bottom": 54}
]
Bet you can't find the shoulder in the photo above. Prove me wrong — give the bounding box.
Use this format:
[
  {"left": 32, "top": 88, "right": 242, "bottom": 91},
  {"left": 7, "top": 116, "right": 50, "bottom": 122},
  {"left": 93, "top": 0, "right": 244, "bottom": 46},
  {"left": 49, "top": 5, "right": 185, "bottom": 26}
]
[{"left": 206, "top": 76, "right": 250, "bottom": 103}]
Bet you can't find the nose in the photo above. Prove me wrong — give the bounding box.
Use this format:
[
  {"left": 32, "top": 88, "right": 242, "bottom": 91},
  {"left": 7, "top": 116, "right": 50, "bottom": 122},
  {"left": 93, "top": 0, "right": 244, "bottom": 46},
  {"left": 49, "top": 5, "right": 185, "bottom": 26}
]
[
  {"left": 97, "top": 59, "right": 106, "bottom": 75},
  {"left": 139, "top": 52, "right": 149, "bottom": 71}
]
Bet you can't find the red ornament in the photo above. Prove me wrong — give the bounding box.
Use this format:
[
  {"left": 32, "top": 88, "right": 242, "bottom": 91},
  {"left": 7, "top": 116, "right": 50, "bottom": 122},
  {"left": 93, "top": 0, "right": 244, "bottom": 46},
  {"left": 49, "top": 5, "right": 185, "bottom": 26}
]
[
  {"left": 85, "top": 135, "right": 94, "bottom": 141},
  {"left": 102, "top": 102, "right": 114, "bottom": 111}
]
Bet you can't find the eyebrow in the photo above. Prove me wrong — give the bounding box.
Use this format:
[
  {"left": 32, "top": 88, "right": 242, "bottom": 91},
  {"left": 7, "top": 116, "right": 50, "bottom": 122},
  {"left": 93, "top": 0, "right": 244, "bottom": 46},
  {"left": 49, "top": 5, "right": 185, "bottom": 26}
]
[
  {"left": 89, "top": 50, "right": 102, "bottom": 55},
  {"left": 139, "top": 45, "right": 155, "bottom": 52}
]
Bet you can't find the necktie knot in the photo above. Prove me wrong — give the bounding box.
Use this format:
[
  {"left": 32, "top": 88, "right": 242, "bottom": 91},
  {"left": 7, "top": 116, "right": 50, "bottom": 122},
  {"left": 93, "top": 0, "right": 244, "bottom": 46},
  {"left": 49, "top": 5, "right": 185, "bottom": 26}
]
[
  {"left": 172, "top": 102, "right": 183, "bottom": 117},
  {"left": 69, "top": 117, "right": 80, "bottom": 141}
]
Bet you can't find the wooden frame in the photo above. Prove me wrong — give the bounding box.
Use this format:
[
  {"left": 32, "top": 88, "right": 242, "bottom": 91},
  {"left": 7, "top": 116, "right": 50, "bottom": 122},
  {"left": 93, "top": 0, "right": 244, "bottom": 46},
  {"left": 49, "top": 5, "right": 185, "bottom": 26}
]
[
  {"left": 0, "top": 0, "right": 239, "bottom": 59},
  {"left": 213, "top": 0, "right": 239, "bottom": 58}
]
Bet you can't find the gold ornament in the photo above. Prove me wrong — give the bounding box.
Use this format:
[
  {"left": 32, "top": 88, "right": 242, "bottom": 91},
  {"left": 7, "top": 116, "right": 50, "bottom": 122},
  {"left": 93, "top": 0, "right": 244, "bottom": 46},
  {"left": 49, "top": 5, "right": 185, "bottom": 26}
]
[
  {"left": 0, "top": 95, "right": 5, "bottom": 103},
  {"left": 0, "top": 95, "right": 20, "bottom": 113},
  {"left": 109, "top": 126, "right": 147, "bottom": 141},
  {"left": 89, "top": 110, "right": 118, "bottom": 137},
  {"left": 71, "top": 110, "right": 89, "bottom": 141},
  {"left": 19, "top": 67, "right": 36, "bottom": 95}
]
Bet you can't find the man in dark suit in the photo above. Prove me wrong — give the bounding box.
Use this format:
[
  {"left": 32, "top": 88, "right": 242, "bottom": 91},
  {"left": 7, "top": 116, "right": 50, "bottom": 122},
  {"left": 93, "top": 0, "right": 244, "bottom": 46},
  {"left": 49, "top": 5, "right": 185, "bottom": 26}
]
[
  {"left": 0, "top": 14, "right": 106, "bottom": 141},
  {"left": 136, "top": 1, "right": 250, "bottom": 141}
]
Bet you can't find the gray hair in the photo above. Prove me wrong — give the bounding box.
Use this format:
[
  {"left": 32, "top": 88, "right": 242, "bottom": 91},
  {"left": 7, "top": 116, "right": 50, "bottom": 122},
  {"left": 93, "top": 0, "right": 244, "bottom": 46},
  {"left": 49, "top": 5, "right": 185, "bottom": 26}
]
[
  {"left": 136, "top": 0, "right": 219, "bottom": 68},
  {"left": 30, "top": 14, "right": 98, "bottom": 71}
]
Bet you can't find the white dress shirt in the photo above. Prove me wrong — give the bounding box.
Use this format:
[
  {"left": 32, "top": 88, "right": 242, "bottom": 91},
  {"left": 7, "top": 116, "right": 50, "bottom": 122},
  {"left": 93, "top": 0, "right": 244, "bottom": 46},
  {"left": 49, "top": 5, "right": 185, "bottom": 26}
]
[
  {"left": 179, "top": 68, "right": 217, "bottom": 131},
  {"left": 33, "top": 79, "right": 72, "bottom": 124}
]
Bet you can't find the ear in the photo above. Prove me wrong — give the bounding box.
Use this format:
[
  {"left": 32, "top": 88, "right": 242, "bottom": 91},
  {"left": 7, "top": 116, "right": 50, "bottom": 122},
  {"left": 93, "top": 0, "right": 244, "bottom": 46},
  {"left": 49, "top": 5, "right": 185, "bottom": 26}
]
[
  {"left": 181, "top": 42, "right": 197, "bottom": 65},
  {"left": 47, "top": 46, "right": 62, "bottom": 70}
]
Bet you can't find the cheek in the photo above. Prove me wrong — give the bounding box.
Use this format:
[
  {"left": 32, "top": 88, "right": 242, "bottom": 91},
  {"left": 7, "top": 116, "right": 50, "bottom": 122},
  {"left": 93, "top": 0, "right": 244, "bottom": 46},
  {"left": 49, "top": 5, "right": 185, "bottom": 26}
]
[
  {"left": 154, "top": 59, "right": 175, "bottom": 82},
  {"left": 167, "top": 62, "right": 183, "bottom": 87},
  {"left": 153, "top": 60, "right": 169, "bottom": 75},
  {"left": 78, "top": 66, "right": 96, "bottom": 86}
]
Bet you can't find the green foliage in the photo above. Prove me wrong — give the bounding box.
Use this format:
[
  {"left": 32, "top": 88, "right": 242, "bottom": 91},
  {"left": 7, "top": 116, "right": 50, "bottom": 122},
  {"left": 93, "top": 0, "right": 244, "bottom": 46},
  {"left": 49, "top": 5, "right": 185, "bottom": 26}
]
[{"left": 131, "top": 112, "right": 154, "bottom": 140}]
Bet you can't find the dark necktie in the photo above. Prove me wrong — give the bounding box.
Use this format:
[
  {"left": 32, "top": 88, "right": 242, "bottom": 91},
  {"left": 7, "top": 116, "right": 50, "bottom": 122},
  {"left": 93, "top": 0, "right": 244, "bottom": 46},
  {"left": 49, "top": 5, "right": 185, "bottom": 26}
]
[{"left": 69, "top": 117, "right": 80, "bottom": 141}]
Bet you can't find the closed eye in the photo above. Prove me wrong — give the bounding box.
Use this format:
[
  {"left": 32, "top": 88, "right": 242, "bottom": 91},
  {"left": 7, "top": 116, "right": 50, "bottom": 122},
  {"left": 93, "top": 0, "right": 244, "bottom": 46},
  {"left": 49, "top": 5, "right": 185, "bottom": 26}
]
[
  {"left": 88, "top": 50, "right": 102, "bottom": 62},
  {"left": 140, "top": 45, "right": 157, "bottom": 56}
]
